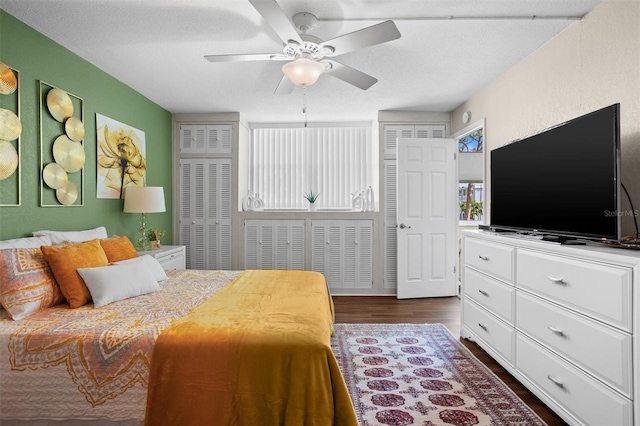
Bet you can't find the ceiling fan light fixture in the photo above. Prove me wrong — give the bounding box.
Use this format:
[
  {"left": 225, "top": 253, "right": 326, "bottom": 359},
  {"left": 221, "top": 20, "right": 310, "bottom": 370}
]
[{"left": 282, "top": 57, "right": 325, "bottom": 87}]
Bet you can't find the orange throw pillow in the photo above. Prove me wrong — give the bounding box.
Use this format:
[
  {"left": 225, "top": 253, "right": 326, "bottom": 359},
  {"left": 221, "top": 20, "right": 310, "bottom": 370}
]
[
  {"left": 100, "top": 236, "right": 138, "bottom": 262},
  {"left": 41, "top": 239, "right": 109, "bottom": 308}
]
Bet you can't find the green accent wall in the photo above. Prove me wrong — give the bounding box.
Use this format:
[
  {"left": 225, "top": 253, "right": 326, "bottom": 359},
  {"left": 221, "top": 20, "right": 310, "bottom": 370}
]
[{"left": 0, "top": 11, "right": 173, "bottom": 243}]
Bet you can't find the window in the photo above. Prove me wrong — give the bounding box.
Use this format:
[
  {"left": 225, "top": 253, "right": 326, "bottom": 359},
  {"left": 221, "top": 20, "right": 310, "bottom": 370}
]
[
  {"left": 458, "top": 183, "right": 484, "bottom": 221},
  {"left": 454, "top": 123, "right": 485, "bottom": 223},
  {"left": 249, "top": 125, "right": 374, "bottom": 210}
]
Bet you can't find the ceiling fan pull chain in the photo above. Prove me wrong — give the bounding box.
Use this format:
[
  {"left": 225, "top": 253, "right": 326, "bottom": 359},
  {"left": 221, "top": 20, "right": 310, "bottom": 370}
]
[{"left": 303, "top": 86, "right": 308, "bottom": 127}]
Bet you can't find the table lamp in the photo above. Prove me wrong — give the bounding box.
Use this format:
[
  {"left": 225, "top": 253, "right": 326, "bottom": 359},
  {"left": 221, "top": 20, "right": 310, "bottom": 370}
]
[{"left": 123, "top": 186, "right": 166, "bottom": 250}]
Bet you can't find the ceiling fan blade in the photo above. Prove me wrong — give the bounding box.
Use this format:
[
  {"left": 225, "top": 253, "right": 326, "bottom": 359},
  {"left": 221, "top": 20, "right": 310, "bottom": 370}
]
[
  {"left": 274, "top": 74, "right": 295, "bottom": 94},
  {"left": 249, "top": 0, "right": 303, "bottom": 45},
  {"left": 320, "top": 20, "right": 401, "bottom": 56},
  {"left": 204, "top": 53, "right": 288, "bottom": 62},
  {"left": 324, "top": 60, "right": 378, "bottom": 90}
]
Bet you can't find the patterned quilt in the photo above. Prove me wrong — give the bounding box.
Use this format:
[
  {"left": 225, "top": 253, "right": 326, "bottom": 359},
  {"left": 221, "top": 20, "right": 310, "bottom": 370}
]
[{"left": 0, "top": 269, "right": 242, "bottom": 422}]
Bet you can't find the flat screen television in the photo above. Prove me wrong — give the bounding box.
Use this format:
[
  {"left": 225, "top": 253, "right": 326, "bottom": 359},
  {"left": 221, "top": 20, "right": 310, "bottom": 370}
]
[{"left": 490, "top": 103, "right": 621, "bottom": 242}]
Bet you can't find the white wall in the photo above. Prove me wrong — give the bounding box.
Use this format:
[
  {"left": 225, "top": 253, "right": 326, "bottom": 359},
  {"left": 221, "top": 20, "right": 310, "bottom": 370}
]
[{"left": 451, "top": 0, "right": 640, "bottom": 237}]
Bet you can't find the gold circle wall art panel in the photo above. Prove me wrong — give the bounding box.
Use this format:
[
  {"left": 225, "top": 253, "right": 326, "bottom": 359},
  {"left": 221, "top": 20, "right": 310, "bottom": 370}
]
[
  {"left": 43, "top": 162, "right": 69, "bottom": 189},
  {"left": 56, "top": 181, "right": 78, "bottom": 205},
  {"left": 0, "top": 108, "right": 22, "bottom": 141},
  {"left": 0, "top": 140, "right": 18, "bottom": 180},
  {"left": 0, "top": 63, "right": 17, "bottom": 95},
  {"left": 47, "top": 88, "right": 74, "bottom": 122},
  {"left": 65, "top": 116, "right": 85, "bottom": 142},
  {"left": 52, "top": 135, "right": 85, "bottom": 173}
]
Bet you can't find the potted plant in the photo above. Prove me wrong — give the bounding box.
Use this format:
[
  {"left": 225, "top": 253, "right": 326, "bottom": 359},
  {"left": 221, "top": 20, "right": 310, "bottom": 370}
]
[
  {"left": 303, "top": 190, "right": 320, "bottom": 212},
  {"left": 147, "top": 228, "right": 165, "bottom": 250}
]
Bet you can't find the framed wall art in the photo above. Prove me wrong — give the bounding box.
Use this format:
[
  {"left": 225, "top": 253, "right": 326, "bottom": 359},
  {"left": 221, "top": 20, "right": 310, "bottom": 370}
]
[
  {"left": 0, "top": 63, "right": 21, "bottom": 206},
  {"left": 39, "top": 81, "right": 85, "bottom": 207},
  {"left": 96, "top": 113, "right": 146, "bottom": 199}
]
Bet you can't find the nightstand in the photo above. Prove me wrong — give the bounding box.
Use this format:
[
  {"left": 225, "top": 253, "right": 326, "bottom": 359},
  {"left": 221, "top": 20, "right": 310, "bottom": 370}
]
[{"left": 137, "top": 245, "right": 186, "bottom": 271}]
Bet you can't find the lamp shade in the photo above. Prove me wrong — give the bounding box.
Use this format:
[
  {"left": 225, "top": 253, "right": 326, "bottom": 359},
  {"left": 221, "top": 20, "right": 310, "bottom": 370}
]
[
  {"left": 282, "top": 57, "right": 325, "bottom": 87},
  {"left": 123, "top": 186, "right": 166, "bottom": 213}
]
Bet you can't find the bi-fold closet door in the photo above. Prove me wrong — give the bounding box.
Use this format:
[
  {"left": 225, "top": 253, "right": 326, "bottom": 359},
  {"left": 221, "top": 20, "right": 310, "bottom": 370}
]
[
  {"left": 179, "top": 124, "right": 232, "bottom": 155},
  {"left": 311, "top": 219, "right": 373, "bottom": 289},
  {"left": 179, "top": 158, "right": 232, "bottom": 270},
  {"left": 244, "top": 220, "right": 305, "bottom": 270}
]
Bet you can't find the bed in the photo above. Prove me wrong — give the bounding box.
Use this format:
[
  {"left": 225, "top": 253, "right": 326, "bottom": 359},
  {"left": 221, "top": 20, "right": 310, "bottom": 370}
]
[{"left": 0, "top": 230, "right": 357, "bottom": 426}]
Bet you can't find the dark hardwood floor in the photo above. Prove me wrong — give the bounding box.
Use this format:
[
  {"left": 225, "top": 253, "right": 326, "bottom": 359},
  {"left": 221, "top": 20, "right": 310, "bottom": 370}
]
[{"left": 332, "top": 295, "right": 568, "bottom": 426}]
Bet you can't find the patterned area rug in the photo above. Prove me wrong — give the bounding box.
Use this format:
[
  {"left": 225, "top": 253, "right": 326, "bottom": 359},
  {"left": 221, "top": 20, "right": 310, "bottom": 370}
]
[{"left": 332, "top": 323, "right": 546, "bottom": 426}]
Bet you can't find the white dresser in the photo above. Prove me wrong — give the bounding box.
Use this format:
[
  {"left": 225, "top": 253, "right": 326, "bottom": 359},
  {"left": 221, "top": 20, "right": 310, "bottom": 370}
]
[
  {"left": 137, "top": 245, "right": 186, "bottom": 271},
  {"left": 461, "top": 230, "right": 638, "bottom": 425}
]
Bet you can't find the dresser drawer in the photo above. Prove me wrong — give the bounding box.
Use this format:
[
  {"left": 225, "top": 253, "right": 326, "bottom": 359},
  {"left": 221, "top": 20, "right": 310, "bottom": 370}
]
[
  {"left": 158, "top": 253, "right": 185, "bottom": 271},
  {"left": 516, "top": 334, "right": 632, "bottom": 426},
  {"left": 516, "top": 249, "right": 631, "bottom": 331},
  {"left": 516, "top": 292, "right": 632, "bottom": 397},
  {"left": 464, "top": 237, "right": 514, "bottom": 283},
  {"left": 464, "top": 267, "right": 515, "bottom": 324},
  {"left": 463, "top": 299, "right": 515, "bottom": 365},
  {"left": 154, "top": 247, "right": 186, "bottom": 271}
]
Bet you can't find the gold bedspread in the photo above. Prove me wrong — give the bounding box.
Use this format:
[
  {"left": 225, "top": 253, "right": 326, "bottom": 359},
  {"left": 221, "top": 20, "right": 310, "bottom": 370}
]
[{"left": 145, "top": 269, "right": 358, "bottom": 426}]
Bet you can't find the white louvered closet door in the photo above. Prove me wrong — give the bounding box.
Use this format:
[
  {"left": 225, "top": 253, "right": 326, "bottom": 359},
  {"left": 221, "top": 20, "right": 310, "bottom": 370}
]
[
  {"left": 415, "top": 125, "right": 446, "bottom": 139},
  {"left": 244, "top": 221, "right": 259, "bottom": 269},
  {"left": 180, "top": 159, "right": 205, "bottom": 269},
  {"left": 312, "top": 220, "right": 372, "bottom": 289},
  {"left": 278, "top": 221, "right": 304, "bottom": 270},
  {"left": 383, "top": 160, "right": 397, "bottom": 289},
  {"left": 207, "top": 125, "right": 232, "bottom": 154},
  {"left": 244, "top": 220, "right": 304, "bottom": 270},
  {"left": 179, "top": 158, "right": 232, "bottom": 270},
  {"left": 384, "top": 126, "right": 414, "bottom": 155},
  {"left": 180, "top": 124, "right": 232, "bottom": 154},
  {"left": 180, "top": 125, "right": 206, "bottom": 154},
  {"left": 312, "top": 221, "right": 342, "bottom": 288},
  {"left": 383, "top": 124, "right": 446, "bottom": 290},
  {"left": 243, "top": 220, "right": 274, "bottom": 269},
  {"left": 206, "top": 160, "right": 232, "bottom": 269}
]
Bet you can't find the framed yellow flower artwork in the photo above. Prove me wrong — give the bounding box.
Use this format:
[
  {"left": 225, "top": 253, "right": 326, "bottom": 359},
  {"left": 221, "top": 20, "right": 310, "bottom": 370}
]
[{"left": 96, "top": 113, "right": 146, "bottom": 199}]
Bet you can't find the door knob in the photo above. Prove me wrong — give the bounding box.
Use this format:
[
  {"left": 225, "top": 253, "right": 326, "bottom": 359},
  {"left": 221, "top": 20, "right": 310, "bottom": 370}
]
[{"left": 399, "top": 223, "right": 411, "bottom": 229}]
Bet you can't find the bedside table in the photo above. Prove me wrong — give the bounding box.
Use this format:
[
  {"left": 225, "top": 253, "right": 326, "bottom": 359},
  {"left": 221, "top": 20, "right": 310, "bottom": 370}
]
[{"left": 137, "top": 245, "right": 186, "bottom": 271}]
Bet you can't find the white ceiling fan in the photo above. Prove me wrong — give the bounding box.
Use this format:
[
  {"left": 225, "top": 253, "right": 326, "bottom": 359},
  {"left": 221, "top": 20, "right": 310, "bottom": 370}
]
[{"left": 204, "top": 0, "right": 401, "bottom": 94}]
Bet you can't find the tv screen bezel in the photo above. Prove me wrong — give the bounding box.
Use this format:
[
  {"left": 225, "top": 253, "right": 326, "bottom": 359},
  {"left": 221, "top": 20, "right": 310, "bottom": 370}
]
[{"left": 489, "top": 103, "right": 621, "bottom": 242}]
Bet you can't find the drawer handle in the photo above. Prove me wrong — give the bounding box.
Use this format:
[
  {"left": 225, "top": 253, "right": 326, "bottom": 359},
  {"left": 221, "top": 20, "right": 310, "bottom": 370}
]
[
  {"left": 547, "top": 375, "right": 565, "bottom": 389},
  {"left": 478, "top": 289, "right": 489, "bottom": 296},
  {"left": 547, "top": 325, "right": 565, "bottom": 336},
  {"left": 547, "top": 276, "right": 566, "bottom": 284},
  {"left": 477, "top": 323, "right": 487, "bottom": 331},
  {"left": 478, "top": 255, "right": 489, "bottom": 261}
]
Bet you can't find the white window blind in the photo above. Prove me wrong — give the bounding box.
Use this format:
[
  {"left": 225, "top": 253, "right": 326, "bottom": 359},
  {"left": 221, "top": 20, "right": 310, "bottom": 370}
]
[{"left": 250, "top": 126, "right": 373, "bottom": 210}]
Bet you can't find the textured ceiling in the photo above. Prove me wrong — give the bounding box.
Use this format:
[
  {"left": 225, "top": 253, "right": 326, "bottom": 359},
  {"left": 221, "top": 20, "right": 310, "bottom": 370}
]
[{"left": 0, "top": 0, "right": 603, "bottom": 123}]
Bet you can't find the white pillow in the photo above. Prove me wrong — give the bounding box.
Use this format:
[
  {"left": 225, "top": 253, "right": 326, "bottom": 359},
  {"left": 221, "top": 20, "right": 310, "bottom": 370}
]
[
  {"left": 114, "top": 255, "right": 168, "bottom": 281},
  {"left": 77, "top": 262, "right": 161, "bottom": 308},
  {"left": 32, "top": 226, "right": 108, "bottom": 244},
  {"left": 0, "top": 235, "right": 52, "bottom": 249}
]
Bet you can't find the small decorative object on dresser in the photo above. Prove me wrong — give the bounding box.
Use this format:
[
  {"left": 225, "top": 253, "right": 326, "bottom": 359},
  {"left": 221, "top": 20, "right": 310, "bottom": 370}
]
[
  {"left": 136, "top": 245, "right": 185, "bottom": 271},
  {"left": 303, "top": 189, "right": 319, "bottom": 211},
  {"left": 146, "top": 228, "right": 165, "bottom": 250}
]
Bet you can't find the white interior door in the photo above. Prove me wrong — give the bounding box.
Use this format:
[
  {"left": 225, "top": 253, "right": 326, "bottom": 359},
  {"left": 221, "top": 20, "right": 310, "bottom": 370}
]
[{"left": 397, "top": 138, "right": 457, "bottom": 299}]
